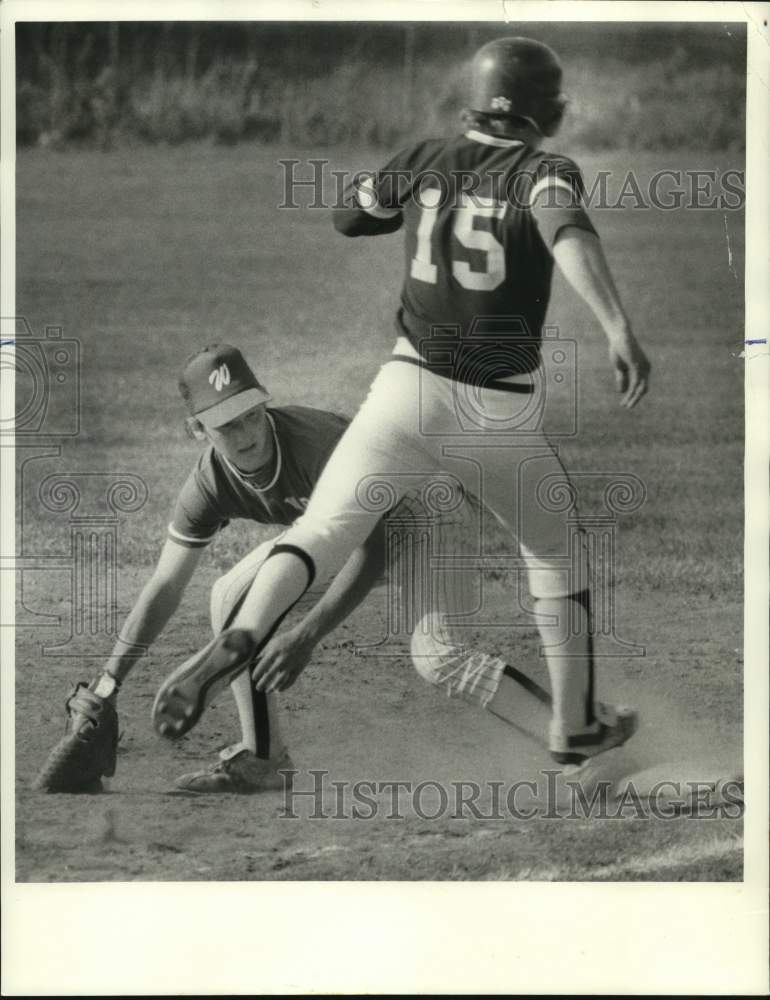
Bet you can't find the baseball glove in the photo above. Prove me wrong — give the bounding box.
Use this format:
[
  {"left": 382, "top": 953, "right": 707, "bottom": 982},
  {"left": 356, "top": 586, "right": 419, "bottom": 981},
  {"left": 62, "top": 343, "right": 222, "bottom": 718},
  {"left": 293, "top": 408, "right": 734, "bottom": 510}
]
[{"left": 33, "top": 682, "right": 119, "bottom": 793}]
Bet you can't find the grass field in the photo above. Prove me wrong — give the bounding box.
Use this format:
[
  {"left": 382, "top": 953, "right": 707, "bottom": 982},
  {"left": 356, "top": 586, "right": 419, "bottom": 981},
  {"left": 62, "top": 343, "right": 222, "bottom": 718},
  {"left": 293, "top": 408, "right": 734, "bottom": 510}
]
[{"left": 14, "top": 143, "right": 744, "bottom": 881}]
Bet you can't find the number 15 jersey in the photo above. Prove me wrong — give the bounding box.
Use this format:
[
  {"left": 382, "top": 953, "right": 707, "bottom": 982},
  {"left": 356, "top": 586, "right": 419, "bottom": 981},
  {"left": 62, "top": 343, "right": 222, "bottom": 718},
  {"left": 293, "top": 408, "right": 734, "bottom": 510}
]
[{"left": 333, "top": 129, "right": 597, "bottom": 378}]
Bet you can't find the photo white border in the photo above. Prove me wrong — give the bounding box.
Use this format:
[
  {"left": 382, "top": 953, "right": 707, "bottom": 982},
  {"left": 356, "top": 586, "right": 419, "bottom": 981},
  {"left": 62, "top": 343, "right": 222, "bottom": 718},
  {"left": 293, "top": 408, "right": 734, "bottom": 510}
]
[{"left": 2, "top": 1, "right": 768, "bottom": 994}]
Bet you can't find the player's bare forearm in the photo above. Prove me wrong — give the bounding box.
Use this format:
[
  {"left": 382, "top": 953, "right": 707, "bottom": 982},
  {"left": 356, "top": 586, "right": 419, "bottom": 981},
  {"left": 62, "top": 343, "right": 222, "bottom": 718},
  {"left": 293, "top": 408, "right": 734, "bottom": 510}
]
[
  {"left": 103, "top": 584, "right": 183, "bottom": 682},
  {"left": 291, "top": 519, "right": 387, "bottom": 645},
  {"left": 103, "top": 540, "right": 202, "bottom": 683},
  {"left": 552, "top": 227, "right": 630, "bottom": 336},
  {"left": 552, "top": 227, "right": 651, "bottom": 407}
]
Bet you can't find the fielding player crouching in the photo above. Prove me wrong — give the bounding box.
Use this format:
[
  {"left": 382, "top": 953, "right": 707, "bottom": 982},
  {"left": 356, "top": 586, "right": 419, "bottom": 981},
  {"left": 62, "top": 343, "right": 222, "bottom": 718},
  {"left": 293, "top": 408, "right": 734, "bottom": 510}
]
[
  {"left": 34, "top": 344, "right": 383, "bottom": 793},
  {"left": 35, "top": 343, "right": 559, "bottom": 794}
]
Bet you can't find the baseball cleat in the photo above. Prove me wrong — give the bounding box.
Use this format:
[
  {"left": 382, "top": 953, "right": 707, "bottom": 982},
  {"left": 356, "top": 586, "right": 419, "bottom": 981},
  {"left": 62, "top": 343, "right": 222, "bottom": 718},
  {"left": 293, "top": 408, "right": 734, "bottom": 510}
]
[
  {"left": 549, "top": 703, "right": 638, "bottom": 766},
  {"left": 172, "top": 746, "right": 295, "bottom": 795},
  {"left": 152, "top": 629, "right": 258, "bottom": 739}
]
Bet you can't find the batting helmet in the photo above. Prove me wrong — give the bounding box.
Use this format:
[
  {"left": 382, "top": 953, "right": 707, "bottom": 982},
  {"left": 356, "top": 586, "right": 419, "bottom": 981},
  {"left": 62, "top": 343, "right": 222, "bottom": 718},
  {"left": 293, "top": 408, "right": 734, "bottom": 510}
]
[{"left": 469, "top": 36, "right": 567, "bottom": 136}]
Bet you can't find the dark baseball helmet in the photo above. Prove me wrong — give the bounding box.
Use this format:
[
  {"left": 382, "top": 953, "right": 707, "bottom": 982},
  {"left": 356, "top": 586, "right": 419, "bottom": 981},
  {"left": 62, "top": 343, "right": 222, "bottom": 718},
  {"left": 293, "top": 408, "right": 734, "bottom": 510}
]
[{"left": 469, "top": 36, "right": 567, "bottom": 136}]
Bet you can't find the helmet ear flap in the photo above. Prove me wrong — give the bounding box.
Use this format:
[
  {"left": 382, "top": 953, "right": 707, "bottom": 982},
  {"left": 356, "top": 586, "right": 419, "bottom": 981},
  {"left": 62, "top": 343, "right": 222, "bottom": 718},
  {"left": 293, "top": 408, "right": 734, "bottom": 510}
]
[{"left": 538, "top": 95, "right": 568, "bottom": 137}]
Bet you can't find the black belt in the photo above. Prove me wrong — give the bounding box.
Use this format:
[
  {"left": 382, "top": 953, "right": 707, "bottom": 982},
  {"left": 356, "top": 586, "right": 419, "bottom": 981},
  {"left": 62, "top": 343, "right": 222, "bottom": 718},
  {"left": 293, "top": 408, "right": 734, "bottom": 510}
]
[{"left": 388, "top": 354, "right": 536, "bottom": 394}]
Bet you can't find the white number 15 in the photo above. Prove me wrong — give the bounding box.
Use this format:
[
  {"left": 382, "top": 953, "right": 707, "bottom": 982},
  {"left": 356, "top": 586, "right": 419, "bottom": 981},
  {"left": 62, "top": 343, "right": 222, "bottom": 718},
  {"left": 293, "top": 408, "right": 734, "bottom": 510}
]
[{"left": 410, "top": 190, "right": 507, "bottom": 291}]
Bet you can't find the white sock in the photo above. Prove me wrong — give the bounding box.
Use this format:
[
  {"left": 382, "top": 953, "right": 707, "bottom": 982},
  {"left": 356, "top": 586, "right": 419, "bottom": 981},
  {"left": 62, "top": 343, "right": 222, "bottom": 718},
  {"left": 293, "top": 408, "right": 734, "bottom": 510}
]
[
  {"left": 229, "top": 670, "right": 259, "bottom": 754},
  {"left": 229, "top": 671, "right": 287, "bottom": 761}
]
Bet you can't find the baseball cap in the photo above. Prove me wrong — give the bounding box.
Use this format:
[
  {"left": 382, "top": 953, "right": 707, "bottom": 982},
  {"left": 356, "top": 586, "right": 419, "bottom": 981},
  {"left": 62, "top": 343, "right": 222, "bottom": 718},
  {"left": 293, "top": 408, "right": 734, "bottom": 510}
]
[{"left": 179, "top": 344, "right": 271, "bottom": 429}]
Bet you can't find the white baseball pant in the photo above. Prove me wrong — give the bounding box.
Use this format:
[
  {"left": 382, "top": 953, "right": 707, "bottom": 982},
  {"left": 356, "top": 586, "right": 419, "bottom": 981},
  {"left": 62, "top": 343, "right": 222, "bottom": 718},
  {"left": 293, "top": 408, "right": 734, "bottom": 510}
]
[{"left": 233, "top": 337, "right": 597, "bottom": 744}]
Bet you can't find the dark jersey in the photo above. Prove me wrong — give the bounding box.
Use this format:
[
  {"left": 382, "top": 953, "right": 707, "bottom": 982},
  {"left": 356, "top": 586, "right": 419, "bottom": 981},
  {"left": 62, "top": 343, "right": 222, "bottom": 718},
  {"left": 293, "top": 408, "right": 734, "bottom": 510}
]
[
  {"left": 334, "top": 129, "right": 596, "bottom": 378},
  {"left": 168, "top": 406, "right": 349, "bottom": 548}
]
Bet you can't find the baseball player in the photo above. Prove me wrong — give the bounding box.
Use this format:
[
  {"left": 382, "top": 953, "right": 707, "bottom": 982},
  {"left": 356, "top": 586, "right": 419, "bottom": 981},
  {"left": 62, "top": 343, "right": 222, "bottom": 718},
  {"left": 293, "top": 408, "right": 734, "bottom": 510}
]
[
  {"left": 154, "top": 37, "right": 650, "bottom": 765},
  {"left": 35, "top": 342, "right": 555, "bottom": 794},
  {"left": 152, "top": 37, "right": 650, "bottom": 769},
  {"left": 33, "top": 343, "right": 374, "bottom": 793}
]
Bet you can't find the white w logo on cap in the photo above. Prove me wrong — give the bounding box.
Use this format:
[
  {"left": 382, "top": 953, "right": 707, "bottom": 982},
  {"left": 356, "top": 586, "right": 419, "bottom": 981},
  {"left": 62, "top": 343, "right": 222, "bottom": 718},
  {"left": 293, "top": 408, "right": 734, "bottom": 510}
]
[{"left": 209, "top": 364, "right": 231, "bottom": 392}]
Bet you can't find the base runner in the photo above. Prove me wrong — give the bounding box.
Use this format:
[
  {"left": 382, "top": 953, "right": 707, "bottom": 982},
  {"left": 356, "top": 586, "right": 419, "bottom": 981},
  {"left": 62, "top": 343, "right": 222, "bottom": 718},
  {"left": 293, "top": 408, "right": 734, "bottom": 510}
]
[
  {"left": 152, "top": 37, "right": 650, "bottom": 768},
  {"left": 34, "top": 343, "right": 556, "bottom": 794}
]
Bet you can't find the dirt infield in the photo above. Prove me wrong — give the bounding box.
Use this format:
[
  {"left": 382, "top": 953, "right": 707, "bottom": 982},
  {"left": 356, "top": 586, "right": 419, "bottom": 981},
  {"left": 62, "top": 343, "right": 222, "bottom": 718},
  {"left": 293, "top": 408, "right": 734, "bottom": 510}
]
[
  {"left": 14, "top": 145, "right": 744, "bottom": 881},
  {"left": 16, "top": 572, "right": 743, "bottom": 881}
]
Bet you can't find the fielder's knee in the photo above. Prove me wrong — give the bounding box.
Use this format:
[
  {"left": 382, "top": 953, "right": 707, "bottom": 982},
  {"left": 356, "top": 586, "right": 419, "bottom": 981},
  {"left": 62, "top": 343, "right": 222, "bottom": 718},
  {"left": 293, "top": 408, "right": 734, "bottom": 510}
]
[
  {"left": 410, "top": 616, "right": 503, "bottom": 709},
  {"left": 410, "top": 621, "right": 453, "bottom": 688},
  {"left": 209, "top": 568, "right": 246, "bottom": 635}
]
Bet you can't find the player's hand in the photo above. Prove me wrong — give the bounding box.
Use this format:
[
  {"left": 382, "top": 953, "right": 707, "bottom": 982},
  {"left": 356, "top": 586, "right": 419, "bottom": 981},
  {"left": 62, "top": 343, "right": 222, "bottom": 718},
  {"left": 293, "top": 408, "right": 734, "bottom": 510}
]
[
  {"left": 251, "top": 626, "right": 316, "bottom": 692},
  {"left": 607, "top": 329, "right": 650, "bottom": 408}
]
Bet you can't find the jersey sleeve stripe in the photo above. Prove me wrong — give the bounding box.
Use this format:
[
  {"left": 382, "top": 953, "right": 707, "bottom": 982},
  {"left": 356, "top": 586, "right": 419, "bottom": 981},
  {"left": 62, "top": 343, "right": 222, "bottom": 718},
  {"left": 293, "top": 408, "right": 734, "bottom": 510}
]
[
  {"left": 529, "top": 176, "right": 580, "bottom": 207},
  {"left": 355, "top": 176, "right": 401, "bottom": 219},
  {"left": 167, "top": 523, "right": 217, "bottom": 548}
]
